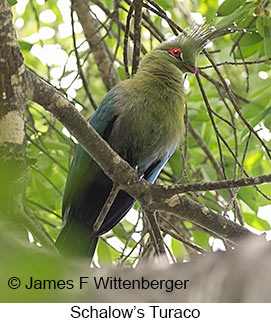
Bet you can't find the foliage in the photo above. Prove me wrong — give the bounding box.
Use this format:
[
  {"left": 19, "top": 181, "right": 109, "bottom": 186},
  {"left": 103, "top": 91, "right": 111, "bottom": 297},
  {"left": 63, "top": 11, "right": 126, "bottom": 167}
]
[{"left": 11, "top": 0, "right": 271, "bottom": 266}]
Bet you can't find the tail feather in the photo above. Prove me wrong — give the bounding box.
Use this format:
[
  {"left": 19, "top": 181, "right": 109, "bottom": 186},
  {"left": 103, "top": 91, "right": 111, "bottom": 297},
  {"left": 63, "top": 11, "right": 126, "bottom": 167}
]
[{"left": 55, "top": 220, "right": 98, "bottom": 259}]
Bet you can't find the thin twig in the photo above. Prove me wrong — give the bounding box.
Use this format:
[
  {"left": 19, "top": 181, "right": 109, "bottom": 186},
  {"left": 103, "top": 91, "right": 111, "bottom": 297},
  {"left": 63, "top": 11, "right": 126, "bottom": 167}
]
[
  {"left": 199, "top": 58, "right": 271, "bottom": 70},
  {"left": 93, "top": 185, "right": 120, "bottom": 232},
  {"left": 92, "top": 0, "right": 147, "bottom": 54},
  {"left": 199, "top": 70, "right": 250, "bottom": 104},
  {"left": 144, "top": 0, "right": 181, "bottom": 35},
  {"left": 158, "top": 213, "right": 206, "bottom": 254},
  {"left": 123, "top": 3, "right": 134, "bottom": 78},
  {"left": 160, "top": 225, "right": 206, "bottom": 254},
  {"left": 118, "top": 215, "right": 142, "bottom": 265},
  {"left": 154, "top": 173, "right": 271, "bottom": 195},
  {"left": 144, "top": 209, "right": 166, "bottom": 256},
  {"left": 73, "top": 0, "right": 118, "bottom": 90},
  {"left": 30, "top": 166, "right": 63, "bottom": 196},
  {"left": 188, "top": 121, "right": 225, "bottom": 180},
  {"left": 27, "top": 198, "right": 61, "bottom": 219},
  {"left": 132, "top": 0, "right": 143, "bottom": 75},
  {"left": 26, "top": 135, "right": 68, "bottom": 173},
  {"left": 71, "top": 8, "right": 97, "bottom": 110},
  {"left": 195, "top": 72, "right": 269, "bottom": 203},
  {"left": 125, "top": 0, "right": 165, "bottom": 41},
  {"left": 237, "top": 44, "right": 250, "bottom": 93},
  {"left": 203, "top": 50, "right": 271, "bottom": 160},
  {"left": 196, "top": 73, "right": 228, "bottom": 180},
  {"left": 230, "top": 17, "right": 257, "bottom": 55},
  {"left": 119, "top": 229, "right": 148, "bottom": 265}
]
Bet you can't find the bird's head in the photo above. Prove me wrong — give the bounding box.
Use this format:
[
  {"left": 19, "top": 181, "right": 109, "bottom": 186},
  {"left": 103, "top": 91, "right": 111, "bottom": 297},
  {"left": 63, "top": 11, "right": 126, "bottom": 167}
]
[
  {"left": 152, "top": 24, "right": 230, "bottom": 75},
  {"left": 155, "top": 35, "right": 200, "bottom": 74}
]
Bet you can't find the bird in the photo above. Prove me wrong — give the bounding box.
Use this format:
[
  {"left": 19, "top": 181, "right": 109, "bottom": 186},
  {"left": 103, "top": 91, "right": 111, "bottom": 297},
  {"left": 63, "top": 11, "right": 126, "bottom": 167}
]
[{"left": 55, "top": 24, "right": 230, "bottom": 260}]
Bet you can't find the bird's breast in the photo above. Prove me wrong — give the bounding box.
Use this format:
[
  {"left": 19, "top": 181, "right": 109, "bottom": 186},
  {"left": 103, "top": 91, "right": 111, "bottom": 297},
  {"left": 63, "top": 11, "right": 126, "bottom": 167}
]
[{"left": 109, "top": 84, "right": 185, "bottom": 171}]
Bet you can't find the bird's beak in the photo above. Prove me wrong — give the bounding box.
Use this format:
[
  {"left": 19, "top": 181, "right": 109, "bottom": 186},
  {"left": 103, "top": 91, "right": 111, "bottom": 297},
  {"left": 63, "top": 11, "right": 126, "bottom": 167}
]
[{"left": 183, "top": 63, "right": 197, "bottom": 74}]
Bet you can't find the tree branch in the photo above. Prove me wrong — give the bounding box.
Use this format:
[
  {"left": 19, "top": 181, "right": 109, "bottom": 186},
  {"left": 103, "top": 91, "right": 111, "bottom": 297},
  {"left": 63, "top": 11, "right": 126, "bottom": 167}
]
[
  {"left": 198, "top": 58, "right": 271, "bottom": 70},
  {"left": 93, "top": 185, "right": 120, "bottom": 232},
  {"left": 144, "top": 209, "right": 166, "bottom": 256},
  {"left": 203, "top": 49, "right": 271, "bottom": 160},
  {"left": 152, "top": 174, "right": 271, "bottom": 195},
  {"left": 0, "top": 0, "right": 59, "bottom": 252},
  {"left": 132, "top": 0, "right": 143, "bottom": 75},
  {"left": 72, "top": 0, "right": 118, "bottom": 90},
  {"left": 2, "top": 0, "right": 262, "bottom": 248},
  {"left": 28, "top": 69, "right": 255, "bottom": 244}
]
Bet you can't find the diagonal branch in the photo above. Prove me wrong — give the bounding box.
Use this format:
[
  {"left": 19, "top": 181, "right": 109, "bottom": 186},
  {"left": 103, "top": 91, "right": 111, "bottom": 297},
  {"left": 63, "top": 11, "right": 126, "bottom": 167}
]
[
  {"left": 28, "top": 69, "right": 255, "bottom": 244},
  {"left": 2, "top": 0, "right": 259, "bottom": 247},
  {"left": 72, "top": 0, "right": 118, "bottom": 90},
  {"left": 144, "top": 209, "right": 166, "bottom": 256},
  {"left": 93, "top": 185, "right": 120, "bottom": 232}
]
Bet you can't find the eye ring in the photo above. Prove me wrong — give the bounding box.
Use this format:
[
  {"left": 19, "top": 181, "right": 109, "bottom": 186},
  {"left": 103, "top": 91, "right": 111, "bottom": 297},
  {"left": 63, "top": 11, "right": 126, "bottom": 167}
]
[{"left": 168, "top": 47, "right": 183, "bottom": 59}]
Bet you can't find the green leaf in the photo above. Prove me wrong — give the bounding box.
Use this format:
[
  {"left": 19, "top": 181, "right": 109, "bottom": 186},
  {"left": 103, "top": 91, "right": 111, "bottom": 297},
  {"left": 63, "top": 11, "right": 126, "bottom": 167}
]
[
  {"left": 242, "top": 102, "right": 262, "bottom": 119},
  {"left": 263, "top": 108, "right": 271, "bottom": 129},
  {"left": 192, "top": 231, "right": 210, "bottom": 250},
  {"left": 199, "top": 192, "right": 222, "bottom": 213},
  {"left": 217, "top": 0, "right": 246, "bottom": 17},
  {"left": 112, "top": 225, "right": 129, "bottom": 242},
  {"left": 244, "top": 151, "right": 263, "bottom": 170},
  {"left": 242, "top": 83, "right": 271, "bottom": 119},
  {"left": 155, "top": 0, "right": 173, "bottom": 10},
  {"left": 238, "top": 186, "right": 258, "bottom": 212},
  {"left": 46, "top": 0, "right": 63, "bottom": 23},
  {"left": 201, "top": 164, "right": 218, "bottom": 182},
  {"left": 248, "top": 82, "right": 271, "bottom": 101},
  {"left": 256, "top": 16, "right": 264, "bottom": 37},
  {"left": 243, "top": 212, "right": 271, "bottom": 231},
  {"left": 256, "top": 184, "right": 271, "bottom": 207},
  {"left": 189, "top": 147, "right": 206, "bottom": 166},
  {"left": 183, "top": 221, "right": 193, "bottom": 229},
  {"left": 237, "top": 32, "right": 263, "bottom": 47},
  {"left": 168, "top": 149, "right": 182, "bottom": 178},
  {"left": 171, "top": 239, "right": 187, "bottom": 260},
  {"left": 234, "top": 41, "right": 262, "bottom": 59},
  {"left": 19, "top": 41, "right": 33, "bottom": 52},
  {"left": 263, "top": 16, "right": 271, "bottom": 57},
  {"left": 33, "top": 176, "right": 56, "bottom": 210},
  {"left": 117, "top": 66, "right": 126, "bottom": 81},
  {"left": 188, "top": 106, "right": 210, "bottom": 122},
  {"left": 97, "top": 239, "right": 113, "bottom": 265},
  {"left": 7, "top": 0, "right": 17, "bottom": 6},
  {"left": 118, "top": 219, "right": 134, "bottom": 232},
  {"left": 216, "top": 2, "right": 254, "bottom": 29},
  {"left": 241, "top": 106, "right": 271, "bottom": 138},
  {"left": 43, "top": 139, "right": 70, "bottom": 151}
]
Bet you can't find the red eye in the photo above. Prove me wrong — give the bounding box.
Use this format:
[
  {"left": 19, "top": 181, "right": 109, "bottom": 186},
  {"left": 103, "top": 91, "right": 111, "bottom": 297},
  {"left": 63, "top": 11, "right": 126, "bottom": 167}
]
[{"left": 168, "top": 47, "right": 182, "bottom": 58}]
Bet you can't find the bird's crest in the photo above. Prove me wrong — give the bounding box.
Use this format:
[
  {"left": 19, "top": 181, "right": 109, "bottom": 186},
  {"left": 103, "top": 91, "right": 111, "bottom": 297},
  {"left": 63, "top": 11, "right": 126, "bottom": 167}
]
[{"left": 178, "top": 21, "right": 240, "bottom": 52}]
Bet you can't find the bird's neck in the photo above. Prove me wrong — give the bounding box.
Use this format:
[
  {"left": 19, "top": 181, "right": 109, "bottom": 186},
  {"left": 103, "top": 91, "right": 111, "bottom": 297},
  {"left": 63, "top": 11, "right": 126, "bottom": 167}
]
[
  {"left": 118, "top": 53, "right": 186, "bottom": 150},
  {"left": 133, "top": 54, "right": 185, "bottom": 97}
]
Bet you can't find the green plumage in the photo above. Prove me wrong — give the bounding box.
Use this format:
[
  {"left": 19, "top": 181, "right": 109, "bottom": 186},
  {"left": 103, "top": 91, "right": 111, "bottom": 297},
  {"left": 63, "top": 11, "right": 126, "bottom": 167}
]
[
  {"left": 109, "top": 53, "right": 186, "bottom": 170},
  {"left": 56, "top": 24, "right": 230, "bottom": 259}
]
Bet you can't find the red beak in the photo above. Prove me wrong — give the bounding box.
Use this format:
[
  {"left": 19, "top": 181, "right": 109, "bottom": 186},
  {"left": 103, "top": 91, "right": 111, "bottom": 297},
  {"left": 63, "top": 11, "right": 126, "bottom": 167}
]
[{"left": 183, "top": 63, "right": 197, "bottom": 74}]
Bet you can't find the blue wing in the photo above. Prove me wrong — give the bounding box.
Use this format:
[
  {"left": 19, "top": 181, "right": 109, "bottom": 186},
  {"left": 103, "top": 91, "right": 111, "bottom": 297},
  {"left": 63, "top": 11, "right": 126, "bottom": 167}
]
[
  {"left": 62, "top": 88, "right": 120, "bottom": 224},
  {"left": 144, "top": 146, "right": 176, "bottom": 184}
]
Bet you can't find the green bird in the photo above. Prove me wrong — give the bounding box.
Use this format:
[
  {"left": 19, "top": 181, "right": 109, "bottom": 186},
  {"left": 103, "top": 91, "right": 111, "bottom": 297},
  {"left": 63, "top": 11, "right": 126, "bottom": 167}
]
[{"left": 56, "top": 24, "right": 229, "bottom": 260}]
